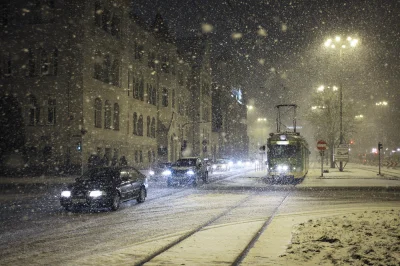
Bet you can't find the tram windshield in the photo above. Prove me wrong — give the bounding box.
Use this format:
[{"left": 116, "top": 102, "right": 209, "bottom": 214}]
[{"left": 269, "top": 145, "right": 297, "bottom": 158}]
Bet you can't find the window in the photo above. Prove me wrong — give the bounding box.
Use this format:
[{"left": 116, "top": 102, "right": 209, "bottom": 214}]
[
  {"left": 93, "top": 51, "right": 120, "bottom": 86},
  {"left": 28, "top": 49, "right": 36, "bottom": 77},
  {"left": 147, "top": 84, "right": 157, "bottom": 105},
  {"left": 178, "top": 71, "right": 184, "bottom": 86},
  {"left": 161, "top": 55, "right": 169, "bottom": 73},
  {"left": 28, "top": 95, "right": 40, "bottom": 126},
  {"left": 110, "top": 59, "right": 120, "bottom": 86},
  {"left": 52, "top": 49, "right": 58, "bottom": 75},
  {"left": 162, "top": 87, "right": 168, "bottom": 107},
  {"left": 138, "top": 115, "right": 144, "bottom": 136},
  {"left": 151, "top": 117, "right": 156, "bottom": 138},
  {"left": 134, "top": 150, "right": 138, "bottom": 163},
  {"left": 1, "top": 52, "right": 12, "bottom": 77},
  {"left": 0, "top": 4, "right": 9, "bottom": 27},
  {"left": 94, "top": 1, "right": 102, "bottom": 27},
  {"left": 148, "top": 52, "right": 156, "bottom": 69},
  {"left": 148, "top": 151, "right": 152, "bottom": 163},
  {"left": 134, "top": 42, "right": 144, "bottom": 61},
  {"left": 40, "top": 49, "right": 50, "bottom": 75},
  {"left": 113, "top": 103, "right": 119, "bottom": 131},
  {"left": 147, "top": 116, "right": 150, "bottom": 137},
  {"left": 139, "top": 150, "right": 143, "bottom": 163},
  {"left": 103, "top": 54, "right": 111, "bottom": 83},
  {"left": 104, "top": 100, "right": 111, "bottom": 129},
  {"left": 133, "top": 112, "right": 138, "bottom": 135},
  {"left": 139, "top": 77, "right": 144, "bottom": 101},
  {"left": 111, "top": 16, "right": 120, "bottom": 38},
  {"left": 94, "top": 98, "right": 102, "bottom": 128},
  {"left": 47, "top": 98, "right": 56, "bottom": 125},
  {"left": 94, "top": 50, "right": 102, "bottom": 80}
]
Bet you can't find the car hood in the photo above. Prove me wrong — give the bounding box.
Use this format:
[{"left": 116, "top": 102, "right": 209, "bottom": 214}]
[
  {"left": 69, "top": 180, "right": 112, "bottom": 191},
  {"left": 171, "top": 166, "right": 196, "bottom": 171}
]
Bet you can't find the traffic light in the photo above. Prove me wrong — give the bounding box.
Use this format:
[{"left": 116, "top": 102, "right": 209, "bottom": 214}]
[{"left": 378, "top": 142, "right": 383, "bottom": 150}]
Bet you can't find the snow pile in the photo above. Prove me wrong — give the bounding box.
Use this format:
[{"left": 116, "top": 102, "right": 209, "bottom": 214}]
[{"left": 282, "top": 210, "right": 400, "bottom": 265}]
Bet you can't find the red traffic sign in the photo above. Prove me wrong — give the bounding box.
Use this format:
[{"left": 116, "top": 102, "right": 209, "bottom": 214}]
[{"left": 317, "top": 140, "right": 327, "bottom": 151}]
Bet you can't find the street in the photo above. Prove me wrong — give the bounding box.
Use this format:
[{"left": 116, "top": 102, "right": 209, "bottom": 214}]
[{"left": 1, "top": 163, "right": 399, "bottom": 265}]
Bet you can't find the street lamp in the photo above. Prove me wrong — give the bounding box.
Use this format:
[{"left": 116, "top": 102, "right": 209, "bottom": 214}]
[{"left": 324, "top": 35, "right": 359, "bottom": 171}]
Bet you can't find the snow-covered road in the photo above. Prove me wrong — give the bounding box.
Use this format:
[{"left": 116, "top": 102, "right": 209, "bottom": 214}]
[{"left": 0, "top": 164, "right": 399, "bottom": 265}]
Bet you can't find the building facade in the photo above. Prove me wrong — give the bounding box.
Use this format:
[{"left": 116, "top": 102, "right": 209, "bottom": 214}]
[{"left": 0, "top": 0, "right": 210, "bottom": 173}]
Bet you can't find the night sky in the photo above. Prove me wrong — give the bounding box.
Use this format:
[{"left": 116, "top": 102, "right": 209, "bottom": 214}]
[{"left": 132, "top": 0, "right": 400, "bottom": 119}]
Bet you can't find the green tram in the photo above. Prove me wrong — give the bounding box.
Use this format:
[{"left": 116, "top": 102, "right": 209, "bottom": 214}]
[{"left": 266, "top": 132, "right": 310, "bottom": 181}]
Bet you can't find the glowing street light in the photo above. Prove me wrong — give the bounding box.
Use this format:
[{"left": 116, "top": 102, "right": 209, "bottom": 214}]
[
  {"left": 375, "top": 101, "right": 388, "bottom": 106},
  {"left": 323, "top": 35, "right": 359, "bottom": 171}
]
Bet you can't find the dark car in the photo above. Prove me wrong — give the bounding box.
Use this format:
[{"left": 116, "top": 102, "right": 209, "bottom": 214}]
[
  {"left": 163, "top": 157, "right": 208, "bottom": 186},
  {"left": 60, "top": 166, "right": 148, "bottom": 211},
  {"left": 148, "top": 162, "right": 173, "bottom": 181}
]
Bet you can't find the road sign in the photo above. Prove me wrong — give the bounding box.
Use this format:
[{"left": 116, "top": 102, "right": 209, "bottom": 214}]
[
  {"left": 317, "top": 140, "right": 327, "bottom": 151},
  {"left": 335, "top": 146, "right": 349, "bottom": 162}
]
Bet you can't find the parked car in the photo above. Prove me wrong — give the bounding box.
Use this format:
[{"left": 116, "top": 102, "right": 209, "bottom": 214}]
[
  {"left": 212, "top": 159, "right": 230, "bottom": 172},
  {"left": 163, "top": 157, "right": 208, "bottom": 186},
  {"left": 60, "top": 166, "right": 148, "bottom": 211}
]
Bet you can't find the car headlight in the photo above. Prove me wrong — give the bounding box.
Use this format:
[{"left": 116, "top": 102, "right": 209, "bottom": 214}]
[
  {"left": 212, "top": 165, "right": 217, "bottom": 169},
  {"left": 61, "top": 191, "right": 71, "bottom": 197},
  {"left": 186, "top": 169, "right": 195, "bottom": 175},
  {"left": 162, "top": 170, "right": 172, "bottom": 176},
  {"left": 89, "top": 190, "right": 106, "bottom": 197},
  {"left": 277, "top": 164, "right": 289, "bottom": 172},
  {"left": 149, "top": 170, "right": 155, "bottom": 176}
]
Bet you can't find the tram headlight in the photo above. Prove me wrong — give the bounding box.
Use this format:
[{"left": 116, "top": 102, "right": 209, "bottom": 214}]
[{"left": 277, "top": 164, "right": 289, "bottom": 172}]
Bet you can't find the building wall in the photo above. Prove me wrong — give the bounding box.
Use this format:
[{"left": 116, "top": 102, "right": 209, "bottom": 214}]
[{"left": 0, "top": 0, "right": 199, "bottom": 172}]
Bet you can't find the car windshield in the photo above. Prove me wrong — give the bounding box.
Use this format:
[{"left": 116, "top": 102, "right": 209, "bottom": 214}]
[
  {"left": 1, "top": 1, "right": 399, "bottom": 266},
  {"left": 174, "top": 159, "right": 197, "bottom": 167}
]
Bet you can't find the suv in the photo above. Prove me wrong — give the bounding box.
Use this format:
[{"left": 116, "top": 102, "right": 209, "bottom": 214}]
[{"left": 164, "top": 157, "right": 209, "bottom": 186}]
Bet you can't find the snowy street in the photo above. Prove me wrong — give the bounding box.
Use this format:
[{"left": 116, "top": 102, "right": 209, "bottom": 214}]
[{"left": 0, "top": 163, "right": 399, "bottom": 265}]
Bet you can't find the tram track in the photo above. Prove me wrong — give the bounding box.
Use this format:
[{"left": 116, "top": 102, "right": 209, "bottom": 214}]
[{"left": 135, "top": 178, "right": 299, "bottom": 265}]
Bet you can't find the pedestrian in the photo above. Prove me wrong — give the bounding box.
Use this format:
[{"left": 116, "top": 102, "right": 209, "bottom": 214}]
[
  {"left": 88, "top": 153, "right": 101, "bottom": 168},
  {"left": 100, "top": 154, "right": 109, "bottom": 166},
  {"left": 119, "top": 155, "right": 127, "bottom": 166},
  {"left": 111, "top": 155, "right": 118, "bottom": 166}
]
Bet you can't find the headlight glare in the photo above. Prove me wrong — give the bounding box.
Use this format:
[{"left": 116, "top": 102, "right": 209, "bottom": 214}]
[
  {"left": 149, "top": 170, "right": 155, "bottom": 176},
  {"left": 162, "top": 170, "right": 172, "bottom": 176},
  {"left": 61, "top": 191, "right": 71, "bottom": 197},
  {"left": 89, "top": 190, "right": 106, "bottom": 197},
  {"left": 186, "top": 169, "right": 195, "bottom": 175}
]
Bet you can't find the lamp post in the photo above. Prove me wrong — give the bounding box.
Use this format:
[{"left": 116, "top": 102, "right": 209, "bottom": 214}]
[
  {"left": 180, "top": 120, "right": 211, "bottom": 159},
  {"left": 324, "top": 35, "right": 358, "bottom": 171}
]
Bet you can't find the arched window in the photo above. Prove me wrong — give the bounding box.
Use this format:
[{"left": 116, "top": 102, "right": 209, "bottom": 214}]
[
  {"left": 94, "top": 98, "right": 102, "bottom": 128},
  {"left": 146, "top": 116, "right": 150, "bottom": 137},
  {"left": 151, "top": 117, "right": 156, "bottom": 138},
  {"left": 104, "top": 100, "right": 111, "bottom": 129},
  {"left": 138, "top": 115, "right": 144, "bottom": 136},
  {"left": 133, "top": 112, "right": 138, "bottom": 135},
  {"left": 28, "top": 95, "right": 40, "bottom": 126},
  {"left": 113, "top": 103, "right": 119, "bottom": 130}
]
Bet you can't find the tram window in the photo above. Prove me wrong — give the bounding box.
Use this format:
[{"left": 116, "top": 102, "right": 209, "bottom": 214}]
[{"left": 270, "top": 145, "right": 297, "bottom": 158}]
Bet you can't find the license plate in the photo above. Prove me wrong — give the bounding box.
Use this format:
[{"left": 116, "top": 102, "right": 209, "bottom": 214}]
[{"left": 72, "top": 198, "right": 86, "bottom": 204}]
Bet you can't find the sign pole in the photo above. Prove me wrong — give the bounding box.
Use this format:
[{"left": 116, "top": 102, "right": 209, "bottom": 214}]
[
  {"left": 320, "top": 151, "right": 324, "bottom": 177},
  {"left": 317, "top": 140, "right": 327, "bottom": 177}
]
